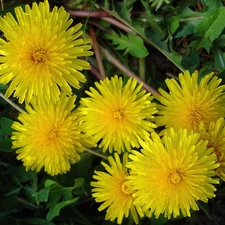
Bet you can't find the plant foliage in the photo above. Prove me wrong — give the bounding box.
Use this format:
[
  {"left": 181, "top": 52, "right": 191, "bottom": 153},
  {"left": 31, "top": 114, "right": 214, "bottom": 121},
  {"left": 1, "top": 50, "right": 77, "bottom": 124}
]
[{"left": 1, "top": 0, "right": 225, "bottom": 224}]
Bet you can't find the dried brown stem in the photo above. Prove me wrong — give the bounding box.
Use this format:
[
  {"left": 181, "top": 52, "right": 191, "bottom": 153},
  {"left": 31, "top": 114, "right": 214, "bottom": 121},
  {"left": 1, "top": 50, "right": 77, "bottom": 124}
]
[
  {"left": 67, "top": 10, "right": 110, "bottom": 18},
  {"left": 0, "top": 0, "right": 3, "bottom": 10},
  {"left": 89, "top": 25, "right": 106, "bottom": 79},
  {"left": 99, "top": 46, "right": 159, "bottom": 95},
  {"left": 90, "top": 64, "right": 102, "bottom": 80},
  {"left": 85, "top": 148, "right": 108, "bottom": 160},
  {"left": 101, "top": 17, "right": 134, "bottom": 33},
  {"left": 0, "top": 93, "right": 25, "bottom": 113}
]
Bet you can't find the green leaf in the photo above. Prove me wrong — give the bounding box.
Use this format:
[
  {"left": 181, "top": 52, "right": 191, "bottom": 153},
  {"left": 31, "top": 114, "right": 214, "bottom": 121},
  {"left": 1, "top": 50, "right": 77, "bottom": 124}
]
[
  {"left": 9, "top": 165, "right": 33, "bottom": 183},
  {"left": 100, "top": 5, "right": 184, "bottom": 71},
  {"left": 105, "top": 31, "right": 149, "bottom": 58},
  {"left": 198, "top": 201, "right": 210, "bottom": 218},
  {"left": 166, "top": 16, "right": 179, "bottom": 35},
  {"left": 66, "top": 208, "right": 94, "bottom": 225},
  {"left": 181, "top": 50, "right": 200, "bottom": 72},
  {"left": 190, "top": 7, "right": 225, "bottom": 52},
  {"left": 4, "top": 188, "right": 21, "bottom": 197},
  {"left": 46, "top": 183, "right": 76, "bottom": 208},
  {"left": 34, "top": 187, "right": 50, "bottom": 204},
  {"left": 114, "top": 0, "right": 136, "bottom": 22},
  {"left": 175, "top": 6, "right": 205, "bottom": 37},
  {"left": 70, "top": 152, "right": 95, "bottom": 177},
  {"left": 214, "top": 34, "right": 225, "bottom": 48},
  {"left": 0, "top": 4, "right": 25, "bottom": 16},
  {"left": 0, "top": 138, "right": 13, "bottom": 152},
  {"left": 46, "top": 197, "right": 79, "bottom": 222},
  {"left": 150, "top": 214, "right": 168, "bottom": 225},
  {"left": 0, "top": 84, "right": 8, "bottom": 93},
  {"left": 213, "top": 48, "right": 225, "bottom": 69},
  {"left": 175, "top": 23, "right": 195, "bottom": 38},
  {"left": 18, "top": 218, "right": 48, "bottom": 225},
  {"left": 178, "top": 6, "right": 204, "bottom": 24},
  {"left": 201, "top": 0, "right": 223, "bottom": 13},
  {"left": 44, "top": 179, "right": 57, "bottom": 188},
  {"left": 0, "top": 117, "right": 14, "bottom": 136},
  {"left": 74, "top": 177, "right": 85, "bottom": 188}
]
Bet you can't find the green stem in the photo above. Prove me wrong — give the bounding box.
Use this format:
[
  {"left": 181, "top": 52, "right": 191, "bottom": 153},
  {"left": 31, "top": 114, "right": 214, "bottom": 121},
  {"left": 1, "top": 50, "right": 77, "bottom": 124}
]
[
  {"left": 15, "top": 197, "right": 39, "bottom": 210},
  {"left": 139, "top": 58, "right": 145, "bottom": 81},
  {"left": 32, "top": 171, "right": 39, "bottom": 205}
]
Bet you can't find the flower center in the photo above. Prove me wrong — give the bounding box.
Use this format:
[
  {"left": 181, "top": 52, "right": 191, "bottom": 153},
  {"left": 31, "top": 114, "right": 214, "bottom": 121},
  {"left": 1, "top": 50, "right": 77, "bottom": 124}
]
[
  {"left": 114, "top": 110, "right": 124, "bottom": 120},
  {"left": 189, "top": 107, "right": 203, "bottom": 124},
  {"left": 30, "top": 49, "right": 48, "bottom": 64},
  {"left": 169, "top": 171, "right": 182, "bottom": 184},
  {"left": 121, "top": 181, "right": 132, "bottom": 196},
  {"left": 48, "top": 127, "right": 59, "bottom": 141}
]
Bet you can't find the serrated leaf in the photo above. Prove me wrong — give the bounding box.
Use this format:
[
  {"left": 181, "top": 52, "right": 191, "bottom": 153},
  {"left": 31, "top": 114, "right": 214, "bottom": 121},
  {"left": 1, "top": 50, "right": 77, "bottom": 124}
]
[
  {"left": 46, "top": 197, "right": 79, "bottom": 222},
  {"left": 105, "top": 31, "right": 148, "bottom": 58},
  {"left": 100, "top": 4, "right": 184, "bottom": 71},
  {"left": 0, "top": 117, "right": 14, "bottom": 136},
  {"left": 142, "top": 14, "right": 165, "bottom": 37},
  {"left": 114, "top": 0, "right": 136, "bottom": 22},
  {"left": 190, "top": 7, "right": 225, "bottom": 52}
]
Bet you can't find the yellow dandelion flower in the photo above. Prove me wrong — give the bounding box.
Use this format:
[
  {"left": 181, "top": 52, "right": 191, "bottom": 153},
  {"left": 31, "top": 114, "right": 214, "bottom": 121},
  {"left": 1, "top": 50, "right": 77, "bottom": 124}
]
[
  {"left": 11, "top": 94, "right": 86, "bottom": 176},
  {"left": 0, "top": 0, "right": 93, "bottom": 103},
  {"left": 154, "top": 70, "right": 225, "bottom": 132},
  {"left": 199, "top": 118, "right": 225, "bottom": 181},
  {"left": 91, "top": 153, "right": 144, "bottom": 224},
  {"left": 78, "top": 75, "right": 157, "bottom": 153},
  {"left": 127, "top": 128, "right": 219, "bottom": 219}
]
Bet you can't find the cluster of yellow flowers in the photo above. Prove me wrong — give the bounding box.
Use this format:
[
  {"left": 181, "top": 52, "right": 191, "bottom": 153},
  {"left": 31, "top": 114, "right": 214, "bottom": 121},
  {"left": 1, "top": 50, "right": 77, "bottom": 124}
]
[
  {"left": 1, "top": 0, "right": 225, "bottom": 224},
  {"left": 91, "top": 70, "right": 225, "bottom": 223},
  {"left": 0, "top": 0, "right": 93, "bottom": 175}
]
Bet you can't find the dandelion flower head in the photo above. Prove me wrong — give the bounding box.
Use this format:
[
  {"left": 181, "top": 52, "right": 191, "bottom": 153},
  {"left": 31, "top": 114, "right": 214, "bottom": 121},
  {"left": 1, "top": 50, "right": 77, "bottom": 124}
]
[
  {"left": 127, "top": 128, "right": 219, "bottom": 219},
  {"left": 91, "top": 153, "right": 144, "bottom": 224},
  {"left": 0, "top": 0, "right": 93, "bottom": 103},
  {"left": 199, "top": 118, "right": 225, "bottom": 181},
  {"left": 11, "top": 94, "right": 86, "bottom": 176},
  {"left": 78, "top": 75, "right": 157, "bottom": 153},
  {"left": 154, "top": 70, "right": 225, "bottom": 132}
]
